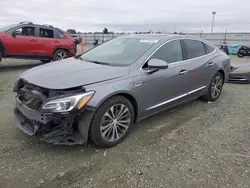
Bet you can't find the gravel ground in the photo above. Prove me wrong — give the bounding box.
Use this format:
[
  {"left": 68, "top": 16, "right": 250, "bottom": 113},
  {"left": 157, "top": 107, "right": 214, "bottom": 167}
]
[{"left": 0, "top": 54, "right": 249, "bottom": 188}]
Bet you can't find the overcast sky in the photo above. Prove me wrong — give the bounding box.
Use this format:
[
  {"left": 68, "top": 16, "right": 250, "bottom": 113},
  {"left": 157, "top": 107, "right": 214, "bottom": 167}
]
[{"left": 0, "top": 0, "right": 250, "bottom": 33}]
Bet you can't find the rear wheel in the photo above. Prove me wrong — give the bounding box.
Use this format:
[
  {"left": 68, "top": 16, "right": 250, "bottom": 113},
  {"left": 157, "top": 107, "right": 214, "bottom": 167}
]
[
  {"left": 203, "top": 72, "right": 224, "bottom": 102},
  {"left": 0, "top": 51, "right": 2, "bottom": 62},
  {"left": 90, "top": 96, "right": 134, "bottom": 148},
  {"left": 53, "top": 49, "right": 68, "bottom": 61}
]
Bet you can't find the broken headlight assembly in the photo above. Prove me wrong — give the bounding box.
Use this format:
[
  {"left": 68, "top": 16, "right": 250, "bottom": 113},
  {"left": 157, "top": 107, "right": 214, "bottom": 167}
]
[{"left": 42, "top": 91, "right": 95, "bottom": 113}]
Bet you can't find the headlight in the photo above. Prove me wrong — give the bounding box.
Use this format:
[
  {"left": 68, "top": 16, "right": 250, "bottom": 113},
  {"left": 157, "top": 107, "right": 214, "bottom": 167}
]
[{"left": 42, "top": 91, "right": 95, "bottom": 112}]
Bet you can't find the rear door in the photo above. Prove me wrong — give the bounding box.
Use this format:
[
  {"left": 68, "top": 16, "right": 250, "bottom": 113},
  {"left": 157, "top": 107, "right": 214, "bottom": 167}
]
[
  {"left": 180, "top": 39, "right": 215, "bottom": 95},
  {"left": 6, "top": 26, "right": 39, "bottom": 54},
  {"left": 38, "top": 28, "right": 59, "bottom": 55}
]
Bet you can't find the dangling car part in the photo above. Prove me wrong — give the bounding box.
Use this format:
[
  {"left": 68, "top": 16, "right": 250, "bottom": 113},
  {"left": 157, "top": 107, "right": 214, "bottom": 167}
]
[{"left": 227, "top": 64, "right": 250, "bottom": 84}]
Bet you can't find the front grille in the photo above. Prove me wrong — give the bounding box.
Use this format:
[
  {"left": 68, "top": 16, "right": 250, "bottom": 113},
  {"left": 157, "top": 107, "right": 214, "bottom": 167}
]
[
  {"left": 19, "top": 94, "right": 43, "bottom": 110},
  {"left": 18, "top": 84, "right": 46, "bottom": 110}
]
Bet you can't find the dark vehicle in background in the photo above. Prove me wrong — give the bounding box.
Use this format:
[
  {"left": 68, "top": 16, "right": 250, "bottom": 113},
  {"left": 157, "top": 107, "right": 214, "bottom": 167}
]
[
  {"left": 237, "top": 45, "right": 250, "bottom": 58},
  {"left": 13, "top": 35, "right": 230, "bottom": 148},
  {"left": 93, "top": 39, "right": 99, "bottom": 46},
  {"left": 219, "top": 41, "right": 229, "bottom": 55},
  {"left": 70, "top": 34, "right": 83, "bottom": 44},
  {"left": 0, "top": 21, "right": 76, "bottom": 63}
]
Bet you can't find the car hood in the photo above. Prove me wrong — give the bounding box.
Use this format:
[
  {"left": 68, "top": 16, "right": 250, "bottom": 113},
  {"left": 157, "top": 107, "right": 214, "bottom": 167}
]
[{"left": 20, "top": 58, "right": 130, "bottom": 89}]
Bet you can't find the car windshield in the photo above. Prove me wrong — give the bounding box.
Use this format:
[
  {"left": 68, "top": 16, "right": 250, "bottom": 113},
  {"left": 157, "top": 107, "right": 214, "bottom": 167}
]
[
  {"left": 0, "top": 24, "right": 18, "bottom": 32},
  {"left": 80, "top": 38, "right": 158, "bottom": 66}
]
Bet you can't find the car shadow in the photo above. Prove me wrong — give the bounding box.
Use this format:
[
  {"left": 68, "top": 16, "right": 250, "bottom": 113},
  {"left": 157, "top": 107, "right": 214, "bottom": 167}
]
[
  {"left": 0, "top": 63, "right": 41, "bottom": 72},
  {"left": 127, "top": 98, "right": 211, "bottom": 147}
]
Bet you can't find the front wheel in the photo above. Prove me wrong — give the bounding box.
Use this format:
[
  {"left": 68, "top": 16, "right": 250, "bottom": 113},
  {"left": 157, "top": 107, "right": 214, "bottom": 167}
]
[
  {"left": 202, "top": 72, "right": 224, "bottom": 102},
  {"left": 90, "top": 96, "right": 134, "bottom": 148},
  {"left": 53, "top": 49, "right": 68, "bottom": 61}
]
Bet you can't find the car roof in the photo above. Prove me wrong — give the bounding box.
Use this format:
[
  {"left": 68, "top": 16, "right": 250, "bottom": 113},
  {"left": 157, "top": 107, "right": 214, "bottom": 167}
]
[
  {"left": 12, "top": 22, "right": 65, "bottom": 32},
  {"left": 119, "top": 34, "right": 203, "bottom": 41}
]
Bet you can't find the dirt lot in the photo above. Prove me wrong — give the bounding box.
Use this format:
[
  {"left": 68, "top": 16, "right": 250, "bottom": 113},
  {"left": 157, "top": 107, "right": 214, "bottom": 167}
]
[{"left": 0, "top": 54, "right": 250, "bottom": 188}]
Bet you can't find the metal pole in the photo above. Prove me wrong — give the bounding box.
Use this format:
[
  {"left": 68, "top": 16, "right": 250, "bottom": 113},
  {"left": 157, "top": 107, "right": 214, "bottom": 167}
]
[{"left": 211, "top": 11, "right": 216, "bottom": 33}]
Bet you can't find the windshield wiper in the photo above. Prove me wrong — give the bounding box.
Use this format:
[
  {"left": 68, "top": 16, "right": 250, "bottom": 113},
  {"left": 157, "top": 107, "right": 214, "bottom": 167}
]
[{"left": 80, "top": 58, "right": 114, "bottom": 66}]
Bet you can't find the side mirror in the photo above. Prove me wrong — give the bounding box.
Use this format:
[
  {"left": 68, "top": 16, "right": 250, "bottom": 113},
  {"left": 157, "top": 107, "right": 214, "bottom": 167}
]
[
  {"left": 12, "top": 32, "right": 16, "bottom": 37},
  {"left": 148, "top": 59, "right": 169, "bottom": 69}
]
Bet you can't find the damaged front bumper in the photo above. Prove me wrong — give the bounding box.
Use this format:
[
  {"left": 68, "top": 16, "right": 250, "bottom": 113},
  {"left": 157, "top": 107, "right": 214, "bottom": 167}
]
[{"left": 14, "top": 96, "right": 95, "bottom": 145}]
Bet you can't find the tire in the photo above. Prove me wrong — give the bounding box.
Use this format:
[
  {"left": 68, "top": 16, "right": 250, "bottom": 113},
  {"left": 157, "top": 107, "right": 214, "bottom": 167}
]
[
  {"left": 41, "top": 60, "right": 51, "bottom": 63},
  {"left": 90, "top": 96, "right": 134, "bottom": 148},
  {"left": 53, "top": 49, "right": 68, "bottom": 61},
  {"left": 237, "top": 50, "right": 245, "bottom": 58},
  {"left": 202, "top": 72, "right": 224, "bottom": 102},
  {"left": 0, "top": 51, "right": 2, "bottom": 62}
]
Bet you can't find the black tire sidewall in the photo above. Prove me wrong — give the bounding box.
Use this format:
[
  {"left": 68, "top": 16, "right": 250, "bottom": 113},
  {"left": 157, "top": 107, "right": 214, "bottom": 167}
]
[
  {"left": 53, "top": 50, "right": 68, "bottom": 61},
  {"left": 90, "top": 96, "right": 134, "bottom": 148},
  {"left": 237, "top": 50, "right": 245, "bottom": 57},
  {"left": 207, "top": 72, "right": 224, "bottom": 101},
  {"left": 0, "top": 51, "right": 2, "bottom": 62}
]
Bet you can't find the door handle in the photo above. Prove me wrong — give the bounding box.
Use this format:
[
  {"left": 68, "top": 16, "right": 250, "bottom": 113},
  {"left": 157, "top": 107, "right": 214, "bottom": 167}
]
[
  {"left": 30, "top": 39, "right": 36, "bottom": 42},
  {"left": 54, "top": 40, "right": 59, "bottom": 43},
  {"left": 207, "top": 62, "right": 214, "bottom": 67},
  {"left": 179, "top": 70, "right": 187, "bottom": 75}
]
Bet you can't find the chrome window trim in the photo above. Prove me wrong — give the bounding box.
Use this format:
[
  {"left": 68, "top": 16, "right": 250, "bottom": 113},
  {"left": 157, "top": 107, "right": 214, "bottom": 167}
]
[
  {"left": 140, "top": 37, "right": 216, "bottom": 70},
  {"left": 146, "top": 86, "right": 207, "bottom": 110}
]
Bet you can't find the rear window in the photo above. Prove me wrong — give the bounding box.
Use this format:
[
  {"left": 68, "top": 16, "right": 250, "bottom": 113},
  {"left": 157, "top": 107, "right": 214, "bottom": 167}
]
[
  {"left": 182, "top": 39, "right": 206, "bottom": 59},
  {"left": 54, "top": 30, "right": 65, "bottom": 39},
  {"left": 203, "top": 43, "right": 215, "bottom": 54}
]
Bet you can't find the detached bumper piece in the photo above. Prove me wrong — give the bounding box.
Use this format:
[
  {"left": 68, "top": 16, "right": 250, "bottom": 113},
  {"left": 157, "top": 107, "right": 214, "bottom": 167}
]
[
  {"left": 14, "top": 98, "right": 86, "bottom": 145},
  {"left": 227, "top": 72, "right": 250, "bottom": 84}
]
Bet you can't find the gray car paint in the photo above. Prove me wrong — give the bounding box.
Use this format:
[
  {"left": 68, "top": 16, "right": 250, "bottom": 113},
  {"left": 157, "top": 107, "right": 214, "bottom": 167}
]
[{"left": 19, "top": 34, "right": 230, "bottom": 122}]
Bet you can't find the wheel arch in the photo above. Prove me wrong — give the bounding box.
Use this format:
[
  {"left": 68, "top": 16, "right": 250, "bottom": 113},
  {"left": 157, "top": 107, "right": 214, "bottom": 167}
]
[
  {"left": 218, "top": 69, "right": 225, "bottom": 82},
  {"left": 53, "top": 47, "right": 69, "bottom": 54},
  {"left": 95, "top": 91, "right": 139, "bottom": 123}
]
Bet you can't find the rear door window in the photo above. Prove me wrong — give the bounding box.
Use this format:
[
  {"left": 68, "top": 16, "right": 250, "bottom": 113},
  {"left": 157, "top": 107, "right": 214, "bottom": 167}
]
[
  {"left": 39, "top": 28, "right": 54, "bottom": 38},
  {"left": 182, "top": 39, "right": 206, "bottom": 59},
  {"left": 150, "top": 40, "right": 183, "bottom": 63}
]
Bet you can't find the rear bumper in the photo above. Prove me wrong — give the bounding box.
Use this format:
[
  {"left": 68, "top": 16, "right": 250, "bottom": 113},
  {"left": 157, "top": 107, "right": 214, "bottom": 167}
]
[{"left": 14, "top": 97, "right": 95, "bottom": 145}]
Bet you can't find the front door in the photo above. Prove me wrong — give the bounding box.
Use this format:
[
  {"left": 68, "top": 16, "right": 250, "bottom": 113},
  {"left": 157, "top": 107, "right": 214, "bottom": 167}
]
[
  {"left": 140, "top": 39, "right": 190, "bottom": 117},
  {"left": 7, "top": 26, "right": 38, "bottom": 55}
]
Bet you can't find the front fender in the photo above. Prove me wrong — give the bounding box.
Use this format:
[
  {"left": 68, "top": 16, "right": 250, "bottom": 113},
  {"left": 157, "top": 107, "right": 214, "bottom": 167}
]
[{"left": 84, "top": 75, "right": 142, "bottom": 109}]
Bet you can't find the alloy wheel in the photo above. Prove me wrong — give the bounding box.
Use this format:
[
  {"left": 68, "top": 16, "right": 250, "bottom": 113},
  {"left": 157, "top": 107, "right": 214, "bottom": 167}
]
[
  {"left": 100, "top": 104, "right": 131, "bottom": 142},
  {"left": 56, "top": 51, "right": 68, "bottom": 60},
  {"left": 211, "top": 75, "right": 223, "bottom": 99}
]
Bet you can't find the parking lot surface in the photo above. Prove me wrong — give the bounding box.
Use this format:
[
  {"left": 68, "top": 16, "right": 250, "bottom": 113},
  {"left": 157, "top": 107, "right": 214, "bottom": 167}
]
[{"left": 0, "top": 54, "right": 250, "bottom": 188}]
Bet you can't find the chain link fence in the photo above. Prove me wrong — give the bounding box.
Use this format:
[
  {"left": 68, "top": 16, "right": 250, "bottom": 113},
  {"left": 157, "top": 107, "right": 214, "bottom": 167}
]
[{"left": 78, "top": 32, "right": 250, "bottom": 47}]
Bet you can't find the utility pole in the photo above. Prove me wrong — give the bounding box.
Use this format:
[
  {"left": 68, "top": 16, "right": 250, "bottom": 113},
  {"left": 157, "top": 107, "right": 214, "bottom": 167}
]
[{"left": 211, "top": 11, "right": 216, "bottom": 33}]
